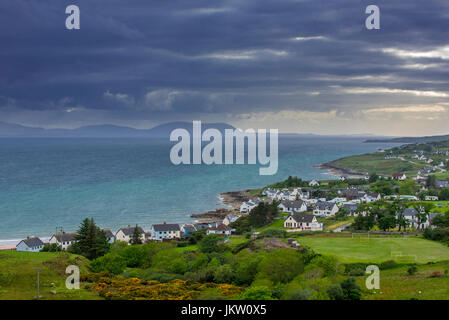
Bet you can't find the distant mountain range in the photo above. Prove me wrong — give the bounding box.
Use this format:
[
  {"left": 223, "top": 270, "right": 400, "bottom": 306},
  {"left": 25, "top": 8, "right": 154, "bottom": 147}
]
[
  {"left": 365, "top": 134, "right": 449, "bottom": 144},
  {"left": 0, "top": 121, "right": 236, "bottom": 138}
]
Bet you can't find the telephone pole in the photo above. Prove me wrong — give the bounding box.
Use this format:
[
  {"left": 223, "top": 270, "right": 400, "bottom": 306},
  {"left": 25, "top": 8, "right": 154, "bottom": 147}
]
[{"left": 33, "top": 267, "right": 42, "bottom": 299}]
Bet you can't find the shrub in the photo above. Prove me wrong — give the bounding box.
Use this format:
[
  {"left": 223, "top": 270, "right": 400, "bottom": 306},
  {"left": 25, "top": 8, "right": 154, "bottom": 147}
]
[
  {"left": 379, "top": 260, "right": 398, "bottom": 270},
  {"left": 407, "top": 264, "right": 418, "bottom": 276},
  {"left": 287, "top": 288, "right": 313, "bottom": 300},
  {"left": 213, "top": 265, "right": 234, "bottom": 284},
  {"left": 326, "top": 284, "right": 345, "bottom": 300},
  {"left": 259, "top": 229, "right": 287, "bottom": 238},
  {"left": 240, "top": 286, "right": 273, "bottom": 300},
  {"left": 199, "top": 234, "right": 221, "bottom": 253},
  {"left": 90, "top": 253, "right": 127, "bottom": 274},
  {"left": 257, "top": 250, "right": 304, "bottom": 284},
  {"left": 340, "top": 277, "right": 362, "bottom": 300}
]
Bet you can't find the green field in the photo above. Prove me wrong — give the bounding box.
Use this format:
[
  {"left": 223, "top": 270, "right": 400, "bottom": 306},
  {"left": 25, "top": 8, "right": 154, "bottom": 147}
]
[
  {"left": 0, "top": 251, "right": 101, "bottom": 300},
  {"left": 331, "top": 152, "right": 424, "bottom": 176},
  {"left": 357, "top": 260, "right": 449, "bottom": 300},
  {"left": 296, "top": 235, "right": 449, "bottom": 263}
]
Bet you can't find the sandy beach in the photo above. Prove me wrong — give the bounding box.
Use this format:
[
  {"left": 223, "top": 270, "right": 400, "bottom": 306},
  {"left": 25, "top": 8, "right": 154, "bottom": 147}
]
[{"left": 0, "top": 244, "right": 16, "bottom": 251}]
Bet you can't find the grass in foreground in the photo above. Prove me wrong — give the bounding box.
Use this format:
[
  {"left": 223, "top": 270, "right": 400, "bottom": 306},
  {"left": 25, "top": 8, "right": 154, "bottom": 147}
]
[
  {"left": 0, "top": 251, "right": 101, "bottom": 300},
  {"left": 296, "top": 235, "right": 449, "bottom": 263},
  {"left": 358, "top": 261, "right": 449, "bottom": 300}
]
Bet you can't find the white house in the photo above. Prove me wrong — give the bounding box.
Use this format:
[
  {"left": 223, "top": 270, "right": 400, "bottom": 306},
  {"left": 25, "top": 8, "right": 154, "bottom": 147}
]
[
  {"left": 150, "top": 223, "right": 181, "bottom": 241},
  {"left": 207, "top": 224, "right": 233, "bottom": 236},
  {"left": 361, "top": 192, "right": 381, "bottom": 203},
  {"left": 223, "top": 214, "right": 239, "bottom": 226},
  {"left": 115, "top": 225, "right": 145, "bottom": 244},
  {"left": 392, "top": 173, "right": 407, "bottom": 181},
  {"left": 313, "top": 202, "right": 339, "bottom": 217},
  {"left": 279, "top": 200, "right": 307, "bottom": 213},
  {"left": 398, "top": 208, "right": 429, "bottom": 229},
  {"left": 329, "top": 197, "right": 347, "bottom": 205},
  {"left": 309, "top": 179, "right": 320, "bottom": 187},
  {"left": 16, "top": 237, "right": 45, "bottom": 252},
  {"left": 284, "top": 214, "right": 323, "bottom": 231},
  {"left": 49, "top": 233, "right": 78, "bottom": 251},
  {"left": 240, "top": 200, "right": 258, "bottom": 214}
]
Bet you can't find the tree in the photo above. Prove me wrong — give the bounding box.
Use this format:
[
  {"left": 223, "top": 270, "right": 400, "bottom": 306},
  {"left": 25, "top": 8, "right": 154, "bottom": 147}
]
[
  {"left": 130, "top": 225, "right": 143, "bottom": 245},
  {"left": 378, "top": 215, "right": 397, "bottom": 231},
  {"left": 396, "top": 214, "right": 409, "bottom": 232},
  {"left": 70, "top": 218, "right": 110, "bottom": 259},
  {"left": 248, "top": 202, "right": 279, "bottom": 228},
  {"left": 90, "top": 253, "right": 127, "bottom": 274},
  {"left": 352, "top": 214, "right": 375, "bottom": 231},
  {"left": 340, "top": 277, "right": 362, "bottom": 300},
  {"left": 326, "top": 284, "right": 345, "bottom": 300},
  {"left": 41, "top": 243, "right": 62, "bottom": 252},
  {"left": 336, "top": 208, "right": 349, "bottom": 219},
  {"left": 214, "top": 265, "right": 234, "bottom": 283},
  {"left": 398, "top": 181, "right": 417, "bottom": 195},
  {"left": 369, "top": 173, "right": 378, "bottom": 183},
  {"left": 257, "top": 250, "right": 304, "bottom": 284},
  {"left": 199, "top": 234, "right": 220, "bottom": 253},
  {"left": 240, "top": 286, "right": 273, "bottom": 300},
  {"left": 427, "top": 175, "right": 437, "bottom": 189},
  {"left": 439, "top": 188, "right": 449, "bottom": 200}
]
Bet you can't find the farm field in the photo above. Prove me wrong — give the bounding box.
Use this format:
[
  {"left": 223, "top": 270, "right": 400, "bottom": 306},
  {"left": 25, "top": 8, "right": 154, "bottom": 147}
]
[{"left": 296, "top": 235, "right": 449, "bottom": 263}]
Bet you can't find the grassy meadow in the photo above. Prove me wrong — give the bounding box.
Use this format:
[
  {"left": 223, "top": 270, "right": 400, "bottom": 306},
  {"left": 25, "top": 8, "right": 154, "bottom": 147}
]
[
  {"left": 296, "top": 235, "right": 449, "bottom": 263},
  {"left": 0, "top": 250, "right": 101, "bottom": 300}
]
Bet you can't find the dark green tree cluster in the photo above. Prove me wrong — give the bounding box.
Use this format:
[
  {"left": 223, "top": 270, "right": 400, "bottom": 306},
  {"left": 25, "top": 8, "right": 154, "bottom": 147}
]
[
  {"left": 269, "top": 176, "right": 309, "bottom": 188},
  {"left": 326, "top": 277, "right": 362, "bottom": 300},
  {"left": 69, "top": 218, "right": 110, "bottom": 260}
]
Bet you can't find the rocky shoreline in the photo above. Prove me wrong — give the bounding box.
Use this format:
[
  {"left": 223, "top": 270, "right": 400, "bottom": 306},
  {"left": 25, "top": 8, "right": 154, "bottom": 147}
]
[
  {"left": 314, "top": 161, "right": 367, "bottom": 178},
  {"left": 220, "top": 190, "right": 253, "bottom": 209}
]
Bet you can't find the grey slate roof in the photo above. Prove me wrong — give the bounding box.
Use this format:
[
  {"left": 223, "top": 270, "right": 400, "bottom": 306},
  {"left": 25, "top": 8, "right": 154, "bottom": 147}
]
[
  {"left": 118, "top": 226, "right": 144, "bottom": 236},
  {"left": 315, "top": 202, "right": 336, "bottom": 210},
  {"left": 21, "top": 237, "right": 44, "bottom": 248},
  {"left": 289, "top": 214, "right": 315, "bottom": 223},
  {"left": 54, "top": 233, "right": 77, "bottom": 242},
  {"left": 281, "top": 200, "right": 305, "bottom": 208},
  {"left": 402, "top": 208, "right": 418, "bottom": 216},
  {"left": 152, "top": 223, "right": 180, "bottom": 232}
]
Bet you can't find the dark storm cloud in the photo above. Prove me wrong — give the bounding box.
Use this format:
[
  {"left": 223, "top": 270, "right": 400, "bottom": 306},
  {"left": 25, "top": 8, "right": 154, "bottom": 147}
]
[{"left": 0, "top": 0, "right": 449, "bottom": 128}]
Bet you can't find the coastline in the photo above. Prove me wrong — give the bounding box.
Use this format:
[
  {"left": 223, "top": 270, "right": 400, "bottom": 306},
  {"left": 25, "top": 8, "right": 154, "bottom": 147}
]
[{"left": 314, "top": 161, "right": 367, "bottom": 178}]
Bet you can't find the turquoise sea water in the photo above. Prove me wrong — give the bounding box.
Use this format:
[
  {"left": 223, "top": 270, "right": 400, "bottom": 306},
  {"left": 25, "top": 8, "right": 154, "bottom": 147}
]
[{"left": 0, "top": 136, "right": 397, "bottom": 243}]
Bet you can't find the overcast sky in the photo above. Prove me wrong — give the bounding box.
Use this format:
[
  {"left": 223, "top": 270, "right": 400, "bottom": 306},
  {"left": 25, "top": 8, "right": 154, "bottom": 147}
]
[{"left": 1, "top": 0, "right": 449, "bottom": 135}]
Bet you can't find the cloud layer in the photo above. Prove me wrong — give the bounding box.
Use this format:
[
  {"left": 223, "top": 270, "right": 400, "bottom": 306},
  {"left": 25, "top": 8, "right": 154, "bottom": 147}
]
[{"left": 1, "top": 0, "right": 449, "bottom": 135}]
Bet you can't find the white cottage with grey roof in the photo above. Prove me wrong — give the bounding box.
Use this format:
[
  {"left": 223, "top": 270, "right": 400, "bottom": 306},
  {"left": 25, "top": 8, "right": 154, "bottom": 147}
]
[
  {"left": 49, "top": 233, "right": 78, "bottom": 250},
  {"left": 16, "top": 237, "right": 45, "bottom": 252},
  {"left": 115, "top": 225, "right": 145, "bottom": 244},
  {"left": 284, "top": 214, "right": 323, "bottom": 231}
]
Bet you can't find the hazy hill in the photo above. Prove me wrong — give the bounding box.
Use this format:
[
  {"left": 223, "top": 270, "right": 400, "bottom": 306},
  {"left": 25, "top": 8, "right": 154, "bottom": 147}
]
[
  {"left": 365, "top": 134, "right": 449, "bottom": 144},
  {"left": 0, "top": 121, "right": 236, "bottom": 138}
]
